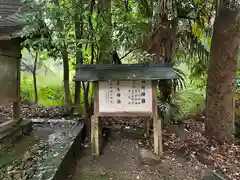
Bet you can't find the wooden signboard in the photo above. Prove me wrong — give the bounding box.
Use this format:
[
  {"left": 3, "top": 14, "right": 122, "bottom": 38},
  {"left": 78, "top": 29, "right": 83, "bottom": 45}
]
[
  {"left": 75, "top": 64, "right": 177, "bottom": 159},
  {"left": 92, "top": 80, "right": 162, "bottom": 158},
  {"left": 98, "top": 80, "right": 152, "bottom": 113}
]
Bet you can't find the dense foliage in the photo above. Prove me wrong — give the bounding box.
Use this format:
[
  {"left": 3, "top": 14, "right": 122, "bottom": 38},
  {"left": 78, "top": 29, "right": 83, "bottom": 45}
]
[{"left": 20, "top": 0, "right": 240, "bottom": 140}]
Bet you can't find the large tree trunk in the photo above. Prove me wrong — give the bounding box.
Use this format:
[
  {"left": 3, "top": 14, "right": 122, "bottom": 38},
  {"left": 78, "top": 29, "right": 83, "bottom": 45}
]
[{"left": 205, "top": 2, "right": 240, "bottom": 143}]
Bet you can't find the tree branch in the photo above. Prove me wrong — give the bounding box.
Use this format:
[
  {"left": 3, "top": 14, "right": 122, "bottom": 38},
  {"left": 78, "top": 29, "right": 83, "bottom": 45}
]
[
  {"left": 21, "top": 60, "right": 34, "bottom": 73},
  {"left": 120, "top": 47, "right": 139, "bottom": 60},
  {"left": 177, "top": 15, "right": 196, "bottom": 21}
]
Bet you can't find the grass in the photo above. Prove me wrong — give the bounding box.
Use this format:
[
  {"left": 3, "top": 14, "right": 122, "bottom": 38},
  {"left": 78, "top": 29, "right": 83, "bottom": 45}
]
[{"left": 21, "top": 68, "right": 92, "bottom": 114}]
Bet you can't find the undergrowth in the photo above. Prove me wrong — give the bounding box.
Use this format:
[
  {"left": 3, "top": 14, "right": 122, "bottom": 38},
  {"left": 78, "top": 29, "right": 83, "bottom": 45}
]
[
  {"left": 176, "top": 64, "right": 206, "bottom": 116},
  {"left": 20, "top": 64, "right": 206, "bottom": 119},
  {"left": 20, "top": 73, "right": 87, "bottom": 113}
]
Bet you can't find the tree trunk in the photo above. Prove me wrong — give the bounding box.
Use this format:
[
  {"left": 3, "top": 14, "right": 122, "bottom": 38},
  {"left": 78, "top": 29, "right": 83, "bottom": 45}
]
[
  {"left": 144, "top": 2, "right": 176, "bottom": 123},
  {"left": 73, "top": 0, "right": 83, "bottom": 114},
  {"left": 53, "top": 0, "right": 72, "bottom": 115},
  {"left": 205, "top": 2, "right": 240, "bottom": 143},
  {"left": 83, "top": 82, "right": 91, "bottom": 137},
  {"left": 33, "top": 51, "right": 38, "bottom": 104},
  {"left": 98, "top": 0, "right": 112, "bottom": 64},
  {"left": 62, "top": 49, "right": 72, "bottom": 115},
  {"left": 83, "top": 44, "right": 95, "bottom": 138},
  {"left": 33, "top": 72, "right": 38, "bottom": 104}
]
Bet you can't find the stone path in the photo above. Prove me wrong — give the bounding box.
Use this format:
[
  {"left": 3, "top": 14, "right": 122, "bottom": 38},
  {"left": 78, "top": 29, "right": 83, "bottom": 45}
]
[{"left": 0, "top": 119, "right": 84, "bottom": 180}]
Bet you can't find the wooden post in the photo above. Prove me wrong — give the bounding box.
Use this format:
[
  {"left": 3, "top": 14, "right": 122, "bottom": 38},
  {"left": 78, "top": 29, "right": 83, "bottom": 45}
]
[
  {"left": 13, "top": 102, "right": 20, "bottom": 122},
  {"left": 144, "top": 119, "right": 150, "bottom": 138},
  {"left": 91, "top": 115, "right": 99, "bottom": 158},
  {"left": 91, "top": 115, "right": 94, "bottom": 156},
  {"left": 152, "top": 81, "right": 163, "bottom": 155},
  {"left": 91, "top": 82, "right": 100, "bottom": 158},
  {"left": 233, "top": 92, "right": 236, "bottom": 137},
  {"left": 13, "top": 52, "right": 21, "bottom": 123}
]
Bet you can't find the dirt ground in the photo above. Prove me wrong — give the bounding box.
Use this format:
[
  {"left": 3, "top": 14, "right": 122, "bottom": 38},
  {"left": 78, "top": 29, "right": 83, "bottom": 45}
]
[{"left": 68, "top": 128, "right": 207, "bottom": 180}]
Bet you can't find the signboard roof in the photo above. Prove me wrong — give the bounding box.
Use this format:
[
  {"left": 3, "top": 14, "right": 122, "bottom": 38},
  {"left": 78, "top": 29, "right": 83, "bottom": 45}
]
[
  {"left": 75, "top": 64, "right": 177, "bottom": 81},
  {"left": 0, "top": 0, "right": 26, "bottom": 40}
]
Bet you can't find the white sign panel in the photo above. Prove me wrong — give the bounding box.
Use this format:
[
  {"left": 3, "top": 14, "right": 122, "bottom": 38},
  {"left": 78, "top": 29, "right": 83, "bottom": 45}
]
[{"left": 98, "top": 80, "right": 152, "bottom": 113}]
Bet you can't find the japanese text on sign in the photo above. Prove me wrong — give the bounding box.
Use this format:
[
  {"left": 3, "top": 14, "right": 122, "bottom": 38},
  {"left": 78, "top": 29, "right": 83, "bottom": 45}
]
[{"left": 98, "top": 80, "right": 152, "bottom": 113}]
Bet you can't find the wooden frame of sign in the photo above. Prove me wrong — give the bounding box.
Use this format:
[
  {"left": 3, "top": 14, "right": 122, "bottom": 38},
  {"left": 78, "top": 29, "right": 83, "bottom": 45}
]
[
  {"left": 0, "top": 38, "right": 21, "bottom": 132},
  {"left": 75, "top": 64, "right": 177, "bottom": 158},
  {"left": 91, "top": 80, "right": 162, "bottom": 158}
]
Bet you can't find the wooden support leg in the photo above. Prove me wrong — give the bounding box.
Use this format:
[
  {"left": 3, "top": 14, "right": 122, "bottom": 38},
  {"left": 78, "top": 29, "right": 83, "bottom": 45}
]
[
  {"left": 13, "top": 101, "right": 20, "bottom": 123},
  {"left": 153, "top": 116, "right": 163, "bottom": 156},
  {"left": 99, "top": 121, "right": 103, "bottom": 154},
  {"left": 14, "top": 56, "right": 21, "bottom": 124},
  {"left": 144, "top": 119, "right": 150, "bottom": 138},
  {"left": 0, "top": 101, "right": 21, "bottom": 132},
  {"left": 91, "top": 115, "right": 99, "bottom": 158}
]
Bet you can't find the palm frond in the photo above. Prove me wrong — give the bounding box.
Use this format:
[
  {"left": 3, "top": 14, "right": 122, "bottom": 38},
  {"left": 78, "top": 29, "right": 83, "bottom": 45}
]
[
  {"left": 157, "top": 101, "right": 184, "bottom": 124},
  {"left": 177, "top": 30, "right": 210, "bottom": 63},
  {"left": 173, "top": 67, "right": 186, "bottom": 92}
]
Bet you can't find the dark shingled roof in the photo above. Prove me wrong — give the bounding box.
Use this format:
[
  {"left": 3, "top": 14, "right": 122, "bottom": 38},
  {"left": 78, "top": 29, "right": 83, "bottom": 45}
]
[
  {"left": 0, "top": 0, "right": 25, "bottom": 40},
  {"left": 75, "top": 64, "right": 177, "bottom": 81}
]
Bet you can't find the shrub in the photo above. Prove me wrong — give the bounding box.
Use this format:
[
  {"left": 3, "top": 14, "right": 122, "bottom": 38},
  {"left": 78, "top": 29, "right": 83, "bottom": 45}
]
[
  {"left": 38, "top": 85, "right": 65, "bottom": 106},
  {"left": 21, "top": 76, "right": 34, "bottom": 101}
]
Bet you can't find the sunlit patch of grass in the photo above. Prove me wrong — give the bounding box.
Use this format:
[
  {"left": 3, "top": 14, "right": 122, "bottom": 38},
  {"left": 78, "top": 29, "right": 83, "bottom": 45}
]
[
  {"left": 21, "top": 69, "right": 92, "bottom": 115},
  {"left": 176, "top": 89, "right": 205, "bottom": 116}
]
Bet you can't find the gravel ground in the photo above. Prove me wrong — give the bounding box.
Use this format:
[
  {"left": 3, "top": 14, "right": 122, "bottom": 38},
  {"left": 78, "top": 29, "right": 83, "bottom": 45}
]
[
  {"left": 69, "top": 130, "right": 206, "bottom": 180},
  {"left": 0, "top": 119, "right": 82, "bottom": 180},
  {"left": 0, "top": 140, "right": 49, "bottom": 180}
]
